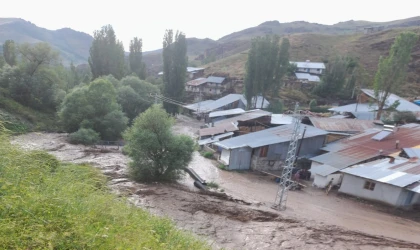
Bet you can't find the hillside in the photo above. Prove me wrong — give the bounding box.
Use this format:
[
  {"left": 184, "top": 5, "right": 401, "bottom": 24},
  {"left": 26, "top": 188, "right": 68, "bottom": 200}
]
[
  {"left": 144, "top": 16, "right": 420, "bottom": 78},
  {"left": 0, "top": 18, "right": 93, "bottom": 65}
]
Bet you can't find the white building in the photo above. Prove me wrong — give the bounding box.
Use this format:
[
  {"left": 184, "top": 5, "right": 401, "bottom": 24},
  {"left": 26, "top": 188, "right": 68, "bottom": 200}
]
[
  {"left": 339, "top": 157, "right": 420, "bottom": 208},
  {"left": 290, "top": 60, "right": 326, "bottom": 75}
]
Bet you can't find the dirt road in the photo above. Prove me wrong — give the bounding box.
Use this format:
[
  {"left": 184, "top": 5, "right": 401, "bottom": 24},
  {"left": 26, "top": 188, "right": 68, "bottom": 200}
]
[{"left": 11, "top": 116, "right": 420, "bottom": 249}]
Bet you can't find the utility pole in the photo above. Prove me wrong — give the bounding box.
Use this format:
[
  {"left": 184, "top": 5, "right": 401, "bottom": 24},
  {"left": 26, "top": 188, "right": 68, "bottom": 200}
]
[{"left": 273, "top": 102, "right": 301, "bottom": 211}]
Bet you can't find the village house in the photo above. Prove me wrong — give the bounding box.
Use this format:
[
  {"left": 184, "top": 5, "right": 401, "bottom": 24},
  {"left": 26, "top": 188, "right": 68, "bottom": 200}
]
[
  {"left": 183, "top": 94, "right": 270, "bottom": 119},
  {"left": 185, "top": 76, "right": 229, "bottom": 95},
  {"left": 214, "top": 125, "right": 327, "bottom": 171},
  {"left": 158, "top": 66, "right": 205, "bottom": 80},
  {"left": 294, "top": 72, "right": 321, "bottom": 83},
  {"left": 199, "top": 109, "right": 272, "bottom": 140},
  {"left": 339, "top": 157, "right": 420, "bottom": 208},
  {"left": 302, "top": 117, "right": 383, "bottom": 143},
  {"left": 309, "top": 123, "right": 420, "bottom": 188},
  {"left": 329, "top": 89, "right": 420, "bottom": 121},
  {"left": 208, "top": 108, "right": 246, "bottom": 123},
  {"left": 290, "top": 60, "right": 326, "bottom": 75}
]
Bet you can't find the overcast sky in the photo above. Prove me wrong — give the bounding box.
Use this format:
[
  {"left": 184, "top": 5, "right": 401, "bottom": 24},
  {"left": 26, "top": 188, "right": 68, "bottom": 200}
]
[{"left": 1, "top": 0, "right": 419, "bottom": 51}]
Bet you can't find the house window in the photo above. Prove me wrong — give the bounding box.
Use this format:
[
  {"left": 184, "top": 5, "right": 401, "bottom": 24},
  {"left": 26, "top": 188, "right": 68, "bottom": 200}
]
[
  {"left": 363, "top": 181, "right": 376, "bottom": 191},
  {"left": 260, "top": 146, "right": 269, "bottom": 157}
]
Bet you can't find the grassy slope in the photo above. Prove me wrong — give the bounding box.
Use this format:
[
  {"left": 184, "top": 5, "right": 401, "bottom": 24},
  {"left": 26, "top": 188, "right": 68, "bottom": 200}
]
[{"left": 0, "top": 132, "right": 209, "bottom": 249}]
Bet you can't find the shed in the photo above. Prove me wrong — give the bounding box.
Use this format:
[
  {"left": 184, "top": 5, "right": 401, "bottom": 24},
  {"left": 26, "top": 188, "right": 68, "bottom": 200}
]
[
  {"left": 215, "top": 125, "right": 327, "bottom": 171},
  {"left": 339, "top": 157, "right": 420, "bottom": 207}
]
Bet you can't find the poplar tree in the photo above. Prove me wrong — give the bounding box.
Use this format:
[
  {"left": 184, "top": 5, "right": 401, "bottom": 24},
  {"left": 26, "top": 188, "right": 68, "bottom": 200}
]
[
  {"left": 162, "top": 30, "right": 187, "bottom": 115},
  {"left": 88, "top": 25, "right": 125, "bottom": 80},
  {"left": 129, "top": 37, "right": 146, "bottom": 79},
  {"left": 373, "top": 32, "right": 418, "bottom": 119},
  {"left": 3, "top": 40, "right": 17, "bottom": 66}
]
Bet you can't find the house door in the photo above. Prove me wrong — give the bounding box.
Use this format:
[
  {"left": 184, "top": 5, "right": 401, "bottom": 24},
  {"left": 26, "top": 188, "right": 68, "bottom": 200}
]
[
  {"left": 405, "top": 191, "right": 415, "bottom": 206},
  {"left": 238, "top": 149, "right": 251, "bottom": 170}
]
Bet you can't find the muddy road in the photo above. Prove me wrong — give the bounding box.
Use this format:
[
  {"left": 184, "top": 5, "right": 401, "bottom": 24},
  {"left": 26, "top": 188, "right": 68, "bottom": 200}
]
[{"left": 11, "top": 116, "right": 420, "bottom": 250}]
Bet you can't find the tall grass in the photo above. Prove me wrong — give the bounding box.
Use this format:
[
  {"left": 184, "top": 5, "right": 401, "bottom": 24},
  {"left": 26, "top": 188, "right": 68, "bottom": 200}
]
[{"left": 0, "top": 130, "right": 209, "bottom": 249}]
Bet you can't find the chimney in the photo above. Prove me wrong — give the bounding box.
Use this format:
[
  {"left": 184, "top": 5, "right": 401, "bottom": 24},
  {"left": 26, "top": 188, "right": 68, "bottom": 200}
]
[
  {"left": 389, "top": 157, "right": 395, "bottom": 164},
  {"left": 395, "top": 140, "right": 400, "bottom": 149}
]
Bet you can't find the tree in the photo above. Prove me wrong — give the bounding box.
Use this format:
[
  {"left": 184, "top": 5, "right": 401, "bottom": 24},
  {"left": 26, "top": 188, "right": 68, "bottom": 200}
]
[
  {"left": 123, "top": 105, "right": 194, "bottom": 182},
  {"left": 19, "top": 42, "right": 59, "bottom": 77},
  {"left": 88, "top": 25, "right": 125, "bottom": 80},
  {"left": 373, "top": 32, "right": 419, "bottom": 119},
  {"left": 312, "top": 56, "right": 348, "bottom": 97},
  {"left": 59, "top": 78, "right": 128, "bottom": 140},
  {"left": 3, "top": 40, "right": 17, "bottom": 66},
  {"left": 117, "top": 76, "right": 160, "bottom": 121},
  {"left": 162, "top": 30, "right": 187, "bottom": 115},
  {"left": 129, "top": 37, "right": 146, "bottom": 79},
  {"left": 244, "top": 35, "right": 289, "bottom": 109}
]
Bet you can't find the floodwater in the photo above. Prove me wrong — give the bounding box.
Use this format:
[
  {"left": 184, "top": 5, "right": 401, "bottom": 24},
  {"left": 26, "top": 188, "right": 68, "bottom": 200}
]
[{"left": 10, "top": 116, "right": 420, "bottom": 250}]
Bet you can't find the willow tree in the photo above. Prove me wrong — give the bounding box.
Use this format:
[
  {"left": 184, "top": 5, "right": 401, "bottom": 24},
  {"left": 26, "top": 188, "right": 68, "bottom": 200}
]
[
  {"left": 162, "top": 30, "right": 187, "bottom": 115},
  {"left": 374, "top": 32, "right": 418, "bottom": 119}
]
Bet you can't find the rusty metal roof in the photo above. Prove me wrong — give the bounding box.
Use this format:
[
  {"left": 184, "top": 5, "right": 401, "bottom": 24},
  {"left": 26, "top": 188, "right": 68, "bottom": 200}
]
[
  {"left": 199, "top": 122, "right": 238, "bottom": 137},
  {"left": 311, "top": 124, "right": 420, "bottom": 171},
  {"left": 186, "top": 77, "right": 207, "bottom": 86},
  {"left": 308, "top": 117, "right": 382, "bottom": 133}
]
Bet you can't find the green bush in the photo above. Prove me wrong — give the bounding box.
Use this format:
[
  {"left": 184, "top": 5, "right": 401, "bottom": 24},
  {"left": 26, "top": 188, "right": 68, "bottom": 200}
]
[
  {"left": 202, "top": 151, "right": 214, "bottom": 159},
  {"left": 218, "top": 164, "right": 227, "bottom": 170},
  {"left": 309, "top": 99, "right": 317, "bottom": 109},
  {"left": 68, "top": 128, "right": 100, "bottom": 145},
  {"left": 206, "top": 181, "right": 219, "bottom": 189},
  {"left": 0, "top": 134, "right": 209, "bottom": 249}
]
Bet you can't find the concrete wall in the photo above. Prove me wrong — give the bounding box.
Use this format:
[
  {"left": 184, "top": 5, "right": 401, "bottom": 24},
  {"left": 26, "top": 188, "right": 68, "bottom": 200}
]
[
  {"left": 339, "top": 174, "right": 403, "bottom": 206},
  {"left": 220, "top": 149, "right": 230, "bottom": 165},
  {"left": 313, "top": 173, "right": 342, "bottom": 188}
]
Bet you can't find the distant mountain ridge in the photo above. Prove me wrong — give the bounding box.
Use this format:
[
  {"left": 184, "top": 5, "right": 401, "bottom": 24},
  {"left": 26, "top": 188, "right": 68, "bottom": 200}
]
[{"left": 0, "top": 18, "right": 93, "bottom": 65}]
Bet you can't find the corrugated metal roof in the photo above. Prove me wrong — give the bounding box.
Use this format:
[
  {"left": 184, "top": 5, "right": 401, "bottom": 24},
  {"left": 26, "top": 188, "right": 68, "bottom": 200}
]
[
  {"left": 311, "top": 124, "right": 420, "bottom": 171},
  {"left": 308, "top": 117, "right": 380, "bottom": 133},
  {"left": 206, "top": 76, "right": 225, "bottom": 84},
  {"left": 330, "top": 115, "right": 350, "bottom": 119},
  {"left": 271, "top": 114, "right": 293, "bottom": 125},
  {"left": 184, "top": 94, "right": 270, "bottom": 113},
  {"left": 198, "top": 132, "right": 234, "bottom": 146},
  {"left": 329, "top": 103, "right": 378, "bottom": 113},
  {"left": 214, "top": 124, "right": 328, "bottom": 150},
  {"left": 186, "top": 78, "right": 207, "bottom": 86},
  {"left": 361, "top": 89, "right": 420, "bottom": 113},
  {"left": 187, "top": 67, "right": 204, "bottom": 72},
  {"left": 310, "top": 164, "right": 341, "bottom": 176},
  {"left": 209, "top": 108, "right": 245, "bottom": 118},
  {"left": 407, "top": 182, "right": 420, "bottom": 193},
  {"left": 295, "top": 73, "right": 321, "bottom": 82},
  {"left": 184, "top": 100, "right": 215, "bottom": 111},
  {"left": 341, "top": 158, "right": 420, "bottom": 191},
  {"left": 215, "top": 109, "right": 272, "bottom": 126},
  {"left": 290, "top": 61, "right": 326, "bottom": 69},
  {"left": 199, "top": 123, "right": 238, "bottom": 137},
  {"left": 403, "top": 148, "right": 420, "bottom": 158}
]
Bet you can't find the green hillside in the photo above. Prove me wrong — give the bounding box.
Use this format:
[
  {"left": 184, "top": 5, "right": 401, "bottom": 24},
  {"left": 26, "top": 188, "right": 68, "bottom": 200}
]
[{"left": 0, "top": 18, "right": 93, "bottom": 65}]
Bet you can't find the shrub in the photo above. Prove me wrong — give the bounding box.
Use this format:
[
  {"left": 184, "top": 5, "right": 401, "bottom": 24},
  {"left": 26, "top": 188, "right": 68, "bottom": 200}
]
[
  {"left": 218, "top": 164, "right": 227, "bottom": 170},
  {"left": 202, "top": 151, "right": 214, "bottom": 159},
  {"left": 123, "top": 105, "right": 194, "bottom": 182},
  {"left": 206, "top": 181, "right": 219, "bottom": 189},
  {"left": 68, "top": 128, "right": 100, "bottom": 145},
  {"left": 393, "top": 111, "right": 417, "bottom": 124},
  {"left": 309, "top": 99, "right": 317, "bottom": 109}
]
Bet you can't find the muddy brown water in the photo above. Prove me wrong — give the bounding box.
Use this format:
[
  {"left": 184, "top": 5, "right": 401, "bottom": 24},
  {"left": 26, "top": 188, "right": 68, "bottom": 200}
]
[{"left": 11, "top": 116, "right": 420, "bottom": 250}]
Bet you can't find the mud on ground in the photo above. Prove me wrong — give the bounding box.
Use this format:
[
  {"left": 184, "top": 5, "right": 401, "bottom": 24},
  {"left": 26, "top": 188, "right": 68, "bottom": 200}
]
[{"left": 11, "top": 121, "right": 420, "bottom": 250}]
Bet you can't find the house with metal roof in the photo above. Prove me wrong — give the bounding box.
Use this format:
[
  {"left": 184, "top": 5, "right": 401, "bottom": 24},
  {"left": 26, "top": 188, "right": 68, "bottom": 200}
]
[
  {"left": 302, "top": 117, "right": 383, "bottom": 143},
  {"left": 214, "top": 125, "right": 328, "bottom": 171},
  {"left": 295, "top": 73, "right": 321, "bottom": 83},
  {"left": 158, "top": 66, "right": 205, "bottom": 80},
  {"left": 208, "top": 108, "right": 246, "bottom": 123},
  {"left": 185, "top": 78, "right": 207, "bottom": 93},
  {"left": 290, "top": 60, "right": 326, "bottom": 75},
  {"left": 309, "top": 123, "right": 420, "bottom": 188},
  {"left": 339, "top": 157, "right": 420, "bottom": 208},
  {"left": 329, "top": 89, "right": 420, "bottom": 121},
  {"left": 204, "top": 76, "right": 228, "bottom": 95}
]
